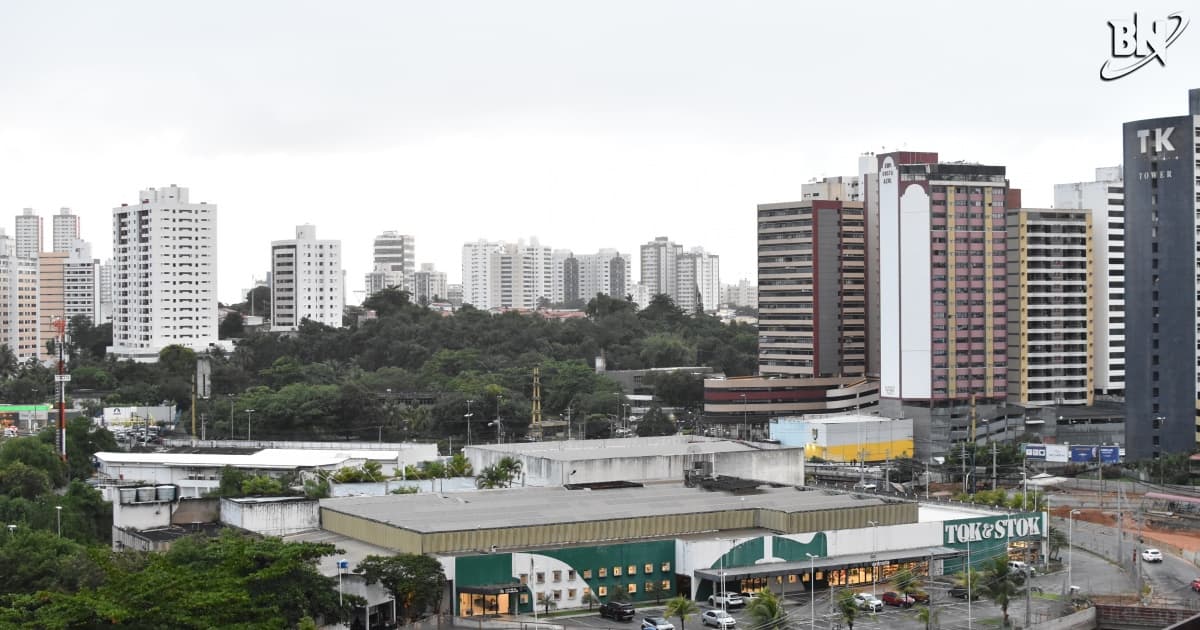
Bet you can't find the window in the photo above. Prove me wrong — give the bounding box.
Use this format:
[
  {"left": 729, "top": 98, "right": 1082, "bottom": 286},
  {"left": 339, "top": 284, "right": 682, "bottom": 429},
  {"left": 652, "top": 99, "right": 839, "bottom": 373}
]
[
  {"left": 628, "top": 565, "right": 637, "bottom": 576},
  {"left": 627, "top": 584, "right": 638, "bottom": 595},
  {"left": 536, "top": 572, "right": 545, "bottom": 584},
  {"left": 661, "top": 580, "right": 671, "bottom": 590},
  {"left": 598, "top": 586, "right": 608, "bottom": 597},
  {"left": 613, "top": 567, "right": 622, "bottom": 577},
  {"left": 661, "top": 562, "right": 672, "bottom": 572},
  {"left": 598, "top": 568, "right": 607, "bottom": 578},
  {"left": 646, "top": 582, "right": 655, "bottom": 593},
  {"left": 520, "top": 594, "right": 529, "bottom": 604},
  {"left": 583, "top": 570, "right": 593, "bottom": 579},
  {"left": 568, "top": 570, "right": 577, "bottom": 581},
  {"left": 553, "top": 590, "right": 562, "bottom": 601},
  {"left": 519, "top": 573, "right": 529, "bottom": 585},
  {"left": 568, "top": 589, "right": 577, "bottom": 599},
  {"left": 553, "top": 570, "right": 562, "bottom": 582},
  {"left": 645, "top": 563, "right": 654, "bottom": 574}
]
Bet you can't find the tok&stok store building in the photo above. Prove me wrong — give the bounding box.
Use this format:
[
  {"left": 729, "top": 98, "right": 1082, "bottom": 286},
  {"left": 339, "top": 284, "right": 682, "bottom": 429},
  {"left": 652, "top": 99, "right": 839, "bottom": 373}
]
[{"left": 318, "top": 485, "right": 1046, "bottom": 617}]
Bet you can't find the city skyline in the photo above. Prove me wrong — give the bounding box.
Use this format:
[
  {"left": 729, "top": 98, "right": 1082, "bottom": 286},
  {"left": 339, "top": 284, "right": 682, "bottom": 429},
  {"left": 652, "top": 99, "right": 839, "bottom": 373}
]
[{"left": 1, "top": 2, "right": 1196, "bottom": 302}]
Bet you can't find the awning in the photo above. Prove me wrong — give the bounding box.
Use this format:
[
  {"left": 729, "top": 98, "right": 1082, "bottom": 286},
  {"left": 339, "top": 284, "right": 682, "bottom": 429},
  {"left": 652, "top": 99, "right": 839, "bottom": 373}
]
[
  {"left": 694, "top": 546, "right": 964, "bottom": 581},
  {"left": 458, "top": 582, "right": 525, "bottom": 595}
]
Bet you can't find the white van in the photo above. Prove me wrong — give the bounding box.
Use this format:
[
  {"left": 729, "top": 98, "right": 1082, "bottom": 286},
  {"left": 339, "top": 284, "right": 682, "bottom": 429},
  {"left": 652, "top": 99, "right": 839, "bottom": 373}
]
[{"left": 1008, "top": 560, "right": 1034, "bottom": 575}]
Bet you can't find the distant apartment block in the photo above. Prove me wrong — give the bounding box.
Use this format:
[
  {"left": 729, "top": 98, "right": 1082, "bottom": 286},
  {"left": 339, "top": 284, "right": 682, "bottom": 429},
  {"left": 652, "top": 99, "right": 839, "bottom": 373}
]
[
  {"left": 461, "top": 240, "right": 501, "bottom": 310},
  {"left": 640, "top": 237, "right": 680, "bottom": 300},
  {"left": 1006, "top": 208, "right": 1093, "bottom": 407},
  {"left": 461, "top": 238, "right": 557, "bottom": 310},
  {"left": 756, "top": 198, "right": 868, "bottom": 378},
  {"left": 576, "top": 249, "right": 632, "bottom": 304},
  {"left": 38, "top": 239, "right": 98, "bottom": 359},
  {"left": 271, "top": 224, "right": 344, "bottom": 331},
  {"left": 109, "top": 186, "right": 218, "bottom": 361},
  {"left": 365, "top": 231, "right": 415, "bottom": 296},
  {"left": 98, "top": 259, "right": 113, "bottom": 324},
  {"left": 412, "top": 263, "right": 448, "bottom": 303},
  {"left": 721, "top": 279, "right": 758, "bottom": 309},
  {"left": 15, "top": 208, "right": 42, "bottom": 260},
  {"left": 0, "top": 231, "right": 40, "bottom": 361},
  {"left": 52, "top": 208, "right": 80, "bottom": 253},
  {"left": 676, "top": 248, "right": 719, "bottom": 314},
  {"left": 802, "top": 175, "right": 861, "bottom": 202},
  {"left": 1054, "top": 167, "right": 1125, "bottom": 399}
]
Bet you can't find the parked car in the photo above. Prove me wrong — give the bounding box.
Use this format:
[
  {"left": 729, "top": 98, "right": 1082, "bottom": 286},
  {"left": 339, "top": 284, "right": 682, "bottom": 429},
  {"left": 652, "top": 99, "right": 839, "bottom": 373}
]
[
  {"left": 643, "top": 617, "right": 676, "bottom": 630},
  {"left": 1007, "top": 560, "right": 1035, "bottom": 576},
  {"left": 909, "top": 590, "right": 930, "bottom": 604},
  {"left": 852, "top": 593, "right": 882, "bottom": 612},
  {"left": 881, "top": 591, "right": 915, "bottom": 608},
  {"left": 600, "top": 601, "right": 636, "bottom": 621},
  {"left": 852, "top": 482, "right": 877, "bottom": 492},
  {"left": 1142, "top": 549, "right": 1164, "bottom": 563},
  {"left": 708, "top": 592, "right": 745, "bottom": 608},
  {"left": 948, "top": 586, "right": 980, "bottom": 600},
  {"left": 701, "top": 610, "right": 736, "bottom": 628},
  {"left": 738, "top": 592, "right": 761, "bottom": 602},
  {"left": 1190, "top": 578, "right": 1200, "bottom": 593}
]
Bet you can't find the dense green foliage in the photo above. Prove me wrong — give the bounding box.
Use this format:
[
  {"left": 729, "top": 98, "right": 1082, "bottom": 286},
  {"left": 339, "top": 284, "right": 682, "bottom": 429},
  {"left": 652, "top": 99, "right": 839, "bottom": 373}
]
[
  {"left": 49, "top": 291, "right": 754, "bottom": 444},
  {"left": 355, "top": 553, "right": 446, "bottom": 621}
]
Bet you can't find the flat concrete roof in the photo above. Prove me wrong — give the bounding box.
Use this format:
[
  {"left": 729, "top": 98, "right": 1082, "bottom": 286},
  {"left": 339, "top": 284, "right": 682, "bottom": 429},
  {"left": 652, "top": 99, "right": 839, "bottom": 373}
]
[
  {"left": 95, "top": 448, "right": 401, "bottom": 469},
  {"left": 321, "top": 482, "right": 888, "bottom": 534},
  {"left": 918, "top": 503, "right": 1005, "bottom": 522},
  {"left": 466, "top": 435, "right": 776, "bottom": 462}
]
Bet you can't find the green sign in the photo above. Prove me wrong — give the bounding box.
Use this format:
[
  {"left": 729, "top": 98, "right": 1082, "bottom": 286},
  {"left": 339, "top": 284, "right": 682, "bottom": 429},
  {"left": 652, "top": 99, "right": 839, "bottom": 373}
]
[{"left": 943, "top": 512, "right": 1045, "bottom": 546}]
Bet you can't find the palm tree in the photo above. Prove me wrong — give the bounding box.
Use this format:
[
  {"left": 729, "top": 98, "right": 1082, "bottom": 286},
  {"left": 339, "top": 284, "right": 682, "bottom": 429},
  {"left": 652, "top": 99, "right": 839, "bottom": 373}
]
[
  {"left": 536, "top": 592, "right": 557, "bottom": 616},
  {"left": 981, "top": 555, "right": 1021, "bottom": 627},
  {"left": 475, "top": 465, "right": 509, "bottom": 489},
  {"left": 496, "top": 456, "right": 523, "bottom": 486},
  {"left": 745, "top": 590, "right": 787, "bottom": 630},
  {"left": 448, "top": 452, "right": 473, "bottom": 477},
  {"left": 0, "top": 344, "right": 17, "bottom": 380},
  {"left": 583, "top": 590, "right": 601, "bottom": 610},
  {"left": 916, "top": 604, "right": 939, "bottom": 630},
  {"left": 663, "top": 596, "right": 699, "bottom": 630},
  {"left": 893, "top": 567, "right": 924, "bottom": 600},
  {"left": 955, "top": 566, "right": 984, "bottom": 601},
  {"left": 836, "top": 590, "right": 858, "bottom": 630},
  {"left": 1048, "top": 526, "right": 1067, "bottom": 562}
]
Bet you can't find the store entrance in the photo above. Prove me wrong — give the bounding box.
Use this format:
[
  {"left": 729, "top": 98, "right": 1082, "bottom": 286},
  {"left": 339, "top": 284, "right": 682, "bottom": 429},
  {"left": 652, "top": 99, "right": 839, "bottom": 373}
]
[{"left": 458, "top": 593, "right": 511, "bottom": 617}]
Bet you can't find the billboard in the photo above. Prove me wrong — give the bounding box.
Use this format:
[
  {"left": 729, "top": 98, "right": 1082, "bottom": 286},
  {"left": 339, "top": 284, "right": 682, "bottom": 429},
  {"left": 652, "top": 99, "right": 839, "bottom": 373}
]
[
  {"left": 1045, "top": 444, "right": 1069, "bottom": 463},
  {"left": 1024, "top": 444, "right": 1046, "bottom": 460},
  {"left": 1070, "top": 445, "right": 1098, "bottom": 463},
  {"left": 1099, "top": 446, "right": 1121, "bottom": 463}
]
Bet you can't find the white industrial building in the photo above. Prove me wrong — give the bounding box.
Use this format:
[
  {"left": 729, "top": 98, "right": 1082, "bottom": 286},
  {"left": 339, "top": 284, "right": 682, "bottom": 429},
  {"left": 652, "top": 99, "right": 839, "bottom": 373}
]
[
  {"left": 769, "top": 414, "right": 915, "bottom": 463},
  {"left": 464, "top": 435, "right": 805, "bottom": 487},
  {"left": 94, "top": 444, "right": 438, "bottom": 498},
  {"left": 270, "top": 224, "right": 344, "bottom": 331},
  {"left": 108, "top": 185, "right": 218, "bottom": 361}
]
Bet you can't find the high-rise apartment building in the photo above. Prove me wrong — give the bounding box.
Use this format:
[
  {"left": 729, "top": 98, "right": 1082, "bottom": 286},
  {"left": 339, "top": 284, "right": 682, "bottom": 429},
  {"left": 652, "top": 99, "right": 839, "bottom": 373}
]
[
  {"left": 365, "top": 231, "right": 415, "bottom": 297},
  {"left": 38, "top": 239, "right": 98, "bottom": 359},
  {"left": 0, "top": 231, "right": 40, "bottom": 361},
  {"left": 1122, "top": 88, "right": 1200, "bottom": 457},
  {"left": 676, "top": 247, "right": 719, "bottom": 313},
  {"left": 1054, "top": 167, "right": 1125, "bottom": 399},
  {"left": 640, "top": 237, "right": 680, "bottom": 300},
  {"left": 461, "top": 239, "right": 558, "bottom": 310},
  {"left": 15, "top": 208, "right": 42, "bottom": 259},
  {"left": 1006, "top": 208, "right": 1093, "bottom": 407},
  {"left": 270, "top": 224, "right": 344, "bottom": 331},
  {"left": 576, "top": 249, "right": 632, "bottom": 304},
  {"left": 52, "top": 208, "right": 80, "bottom": 253},
  {"left": 63, "top": 241, "right": 98, "bottom": 325},
  {"left": 462, "top": 240, "right": 502, "bottom": 310},
  {"left": 720, "top": 279, "right": 758, "bottom": 309},
  {"left": 801, "top": 175, "right": 862, "bottom": 202},
  {"left": 412, "top": 263, "right": 448, "bottom": 303},
  {"left": 562, "top": 256, "right": 580, "bottom": 303},
  {"left": 97, "top": 259, "right": 113, "bottom": 324},
  {"left": 108, "top": 186, "right": 218, "bottom": 361},
  {"left": 521, "top": 239, "right": 552, "bottom": 309},
  {"left": 551, "top": 249, "right": 574, "bottom": 303},
  {"left": 757, "top": 199, "right": 868, "bottom": 378},
  {"left": 878, "top": 152, "right": 1016, "bottom": 457}
]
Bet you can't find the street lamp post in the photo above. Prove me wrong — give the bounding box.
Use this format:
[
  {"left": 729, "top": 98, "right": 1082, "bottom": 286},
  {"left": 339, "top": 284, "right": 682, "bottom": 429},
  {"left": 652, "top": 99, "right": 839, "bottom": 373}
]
[
  {"left": 740, "top": 393, "right": 748, "bottom": 440},
  {"left": 227, "top": 394, "right": 235, "bottom": 439},
  {"left": 867, "top": 521, "right": 879, "bottom": 597},
  {"left": 967, "top": 534, "right": 973, "bottom": 630},
  {"left": 1068, "top": 509, "right": 1081, "bottom": 594},
  {"left": 805, "top": 552, "right": 817, "bottom": 630},
  {"left": 55, "top": 505, "right": 62, "bottom": 538},
  {"left": 494, "top": 396, "right": 503, "bottom": 443},
  {"left": 245, "top": 409, "right": 256, "bottom": 441},
  {"left": 466, "top": 399, "right": 474, "bottom": 446}
]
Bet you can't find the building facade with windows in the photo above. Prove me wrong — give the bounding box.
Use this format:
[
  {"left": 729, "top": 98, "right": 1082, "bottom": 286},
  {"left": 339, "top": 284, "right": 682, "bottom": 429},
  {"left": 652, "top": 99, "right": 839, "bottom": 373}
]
[
  {"left": 15, "top": 208, "right": 42, "bottom": 260},
  {"left": 270, "top": 224, "right": 344, "bottom": 331},
  {"left": 365, "top": 231, "right": 415, "bottom": 297},
  {"left": 1122, "top": 88, "right": 1200, "bottom": 457},
  {"left": 52, "top": 208, "right": 80, "bottom": 253},
  {"left": 108, "top": 186, "right": 218, "bottom": 361}
]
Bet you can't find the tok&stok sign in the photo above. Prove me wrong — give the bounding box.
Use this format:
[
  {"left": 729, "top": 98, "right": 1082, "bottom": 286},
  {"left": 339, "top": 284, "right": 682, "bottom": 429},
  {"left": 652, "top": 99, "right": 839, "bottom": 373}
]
[{"left": 943, "top": 514, "right": 1044, "bottom": 545}]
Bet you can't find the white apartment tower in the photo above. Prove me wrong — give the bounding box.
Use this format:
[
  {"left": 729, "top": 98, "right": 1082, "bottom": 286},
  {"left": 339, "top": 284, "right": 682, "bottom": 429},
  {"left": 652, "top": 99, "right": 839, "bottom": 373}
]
[
  {"left": 365, "top": 232, "right": 415, "bottom": 297},
  {"left": 1053, "top": 166, "right": 1125, "bottom": 398},
  {"left": 412, "top": 263, "right": 448, "bottom": 303},
  {"left": 640, "top": 237, "right": 680, "bottom": 300},
  {"left": 677, "top": 247, "right": 719, "bottom": 313},
  {"left": 64, "top": 240, "right": 98, "bottom": 324},
  {"left": 520, "top": 239, "right": 552, "bottom": 309},
  {"left": 0, "top": 231, "right": 40, "bottom": 361},
  {"left": 462, "top": 240, "right": 502, "bottom": 310},
  {"left": 53, "top": 208, "right": 80, "bottom": 253},
  {"left": 15, "top": 208, "right": 42, "bottom": 259},
  {"left": 271, "top": 224, "right": 344, "bottom": 331},
  {"left": 108, "top": 186, "right": 218, "bottom": 361},
  {"left": 97, "top": 259, "right": 113, "bottom": 323},
  {"left": 576, "top": 249, "right": 632, "bottom": 303}
]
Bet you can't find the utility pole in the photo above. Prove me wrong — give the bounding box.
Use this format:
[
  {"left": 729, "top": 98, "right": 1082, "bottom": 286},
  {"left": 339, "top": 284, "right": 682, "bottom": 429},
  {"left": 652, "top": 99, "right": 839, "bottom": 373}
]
[
  {"left": 961, "top": 442, "right": 968, "bottom": 494},
  {"left": 1024, "top": 566, "right": 1032, "bottom": 628},
  {"left": 1116, "top": 481, "right": 1124, "bottom": 571},
  {"left": 991, "top": 442, "right": 998, "bottom": 491}
]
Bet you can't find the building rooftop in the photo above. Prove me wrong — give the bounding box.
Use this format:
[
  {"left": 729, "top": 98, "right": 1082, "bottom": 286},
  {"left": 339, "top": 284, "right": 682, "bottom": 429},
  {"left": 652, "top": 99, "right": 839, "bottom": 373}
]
[
  {"left": 95, "top": 448, "right": 403, "bottom": 470},
  {"left": 320, "top": 482, "right": 889, "bottom": 534},
  {"left": 466, "top": 436, "right": 763, "bottom": 462}
]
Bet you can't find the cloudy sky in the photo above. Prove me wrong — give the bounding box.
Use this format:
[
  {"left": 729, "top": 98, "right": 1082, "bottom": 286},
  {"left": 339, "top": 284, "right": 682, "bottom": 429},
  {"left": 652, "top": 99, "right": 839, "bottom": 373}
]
[{"left": 0, "top": 1, "right": 1196, "bottom": 303}]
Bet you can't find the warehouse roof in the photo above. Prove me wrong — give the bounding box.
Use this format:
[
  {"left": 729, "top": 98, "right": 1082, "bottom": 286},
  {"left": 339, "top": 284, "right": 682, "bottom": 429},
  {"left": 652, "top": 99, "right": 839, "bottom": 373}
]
[
  {"left": 94, "top": 448, "right": 402, "bottom": 470},
  {"left": 320, "top": 482, "right": 887, "bottom": 533},
  {"left": 466, "top": 435, "right": 771, "bottom": 461}
]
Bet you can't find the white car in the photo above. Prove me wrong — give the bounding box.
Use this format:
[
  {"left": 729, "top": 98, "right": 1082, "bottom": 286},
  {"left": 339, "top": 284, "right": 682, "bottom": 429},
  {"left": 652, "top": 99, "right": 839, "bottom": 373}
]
[
  {"left": 708, "top": 592, "right": 745, "bottom": 608},
  {"left": 853, "top": 593, "right": 883, "bottom": 612},
  {"left": 701, "top": 610, "right": 736, "bottom": 628},
  {"left": 643, "top": 617, "right": 675, "bottom": 630},
  {"left": 1142, "top": 548, "right": 1164, "bottom": 563}
]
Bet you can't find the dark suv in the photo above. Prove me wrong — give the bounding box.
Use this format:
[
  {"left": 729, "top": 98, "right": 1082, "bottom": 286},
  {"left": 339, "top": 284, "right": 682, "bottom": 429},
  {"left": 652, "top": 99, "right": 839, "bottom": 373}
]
[{"left": 600, "top": 601, "right": 636, "bottom": 621}]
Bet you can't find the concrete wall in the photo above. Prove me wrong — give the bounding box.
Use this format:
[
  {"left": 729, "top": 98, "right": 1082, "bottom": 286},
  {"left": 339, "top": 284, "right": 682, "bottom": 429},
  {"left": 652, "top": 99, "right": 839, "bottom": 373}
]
[
  {"left": 161, "top": 439, "right": 439, "bottom": 466},
  {"left": 112, "top": 500, "right": 171, "bottom": 531},
  {"left": 330, "top": 477, "right": 477, "bottom": 497},
  {"left": 220, "top": 498, "right": 319, "bottom": 536},
  {"left": 171, "top": 498, "right": 219, "bottom": 525},
  {"left": 1029, "top": 606, "right": 1095, "bottom": 630}
]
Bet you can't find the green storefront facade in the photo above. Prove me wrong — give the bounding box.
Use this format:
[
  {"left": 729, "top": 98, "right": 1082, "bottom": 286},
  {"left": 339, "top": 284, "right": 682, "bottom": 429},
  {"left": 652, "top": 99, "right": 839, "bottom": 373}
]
[{"left": 940, "top": 512, "right": 1046, "bottom": 574}]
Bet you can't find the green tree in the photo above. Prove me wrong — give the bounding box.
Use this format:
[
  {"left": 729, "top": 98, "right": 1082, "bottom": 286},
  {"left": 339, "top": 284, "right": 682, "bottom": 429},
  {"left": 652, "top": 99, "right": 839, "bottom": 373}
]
[
  {"left": 219, "top": 311, "right": 245, "bottom": 339},
  {"left": 744, "top": 589, "right": 786, "bottom": 630},
  {"left": 496, "top": 456, "right": 523, "bottom": 486},
  {"left": 981, "top": 555, "right": 1021, "bottom": 627},
  {"left": 355, "top": 553, "right": 446, "bottom": 621},
  {"left": 475, "top": 465, "right": 509, "bottom": 489},
  {"left": 955, "top": 566, "right": 984, "bottom": 601},
  {"left": 663, "top": 595, "right": 699, "bottom": 630},
  {"left": 0, "top": 437, "right": 66, "bottom": 488},
  {"left": 0, "top": 462, "right": 51, "bottom": 499},
  {"left": 1048, "top": 526, "right": 1067, "bottom": 562},
  {"left": 447, "top": 452, "right": 473, "bottom": 477},
  {"left": 916, "top": 604, "right": 939, "bottom": 630},
  {"left": 836, "top": 589, "right": 858, "bottom": 630},
  {"left": 536, "top": 592, "right": 557, "bottom": 615},
  {"left": 636, "top": 405, "right": 676, "bottom": 437},
  {"left": 893, "top": 566, "right": 924, "bottom": 600}
]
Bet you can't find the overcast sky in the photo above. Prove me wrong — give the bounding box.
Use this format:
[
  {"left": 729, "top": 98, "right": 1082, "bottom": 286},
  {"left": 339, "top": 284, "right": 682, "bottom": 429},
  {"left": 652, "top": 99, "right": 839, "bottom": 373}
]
[{"left": 0, "top": 1, "right": 1196, "bottom": 303}]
